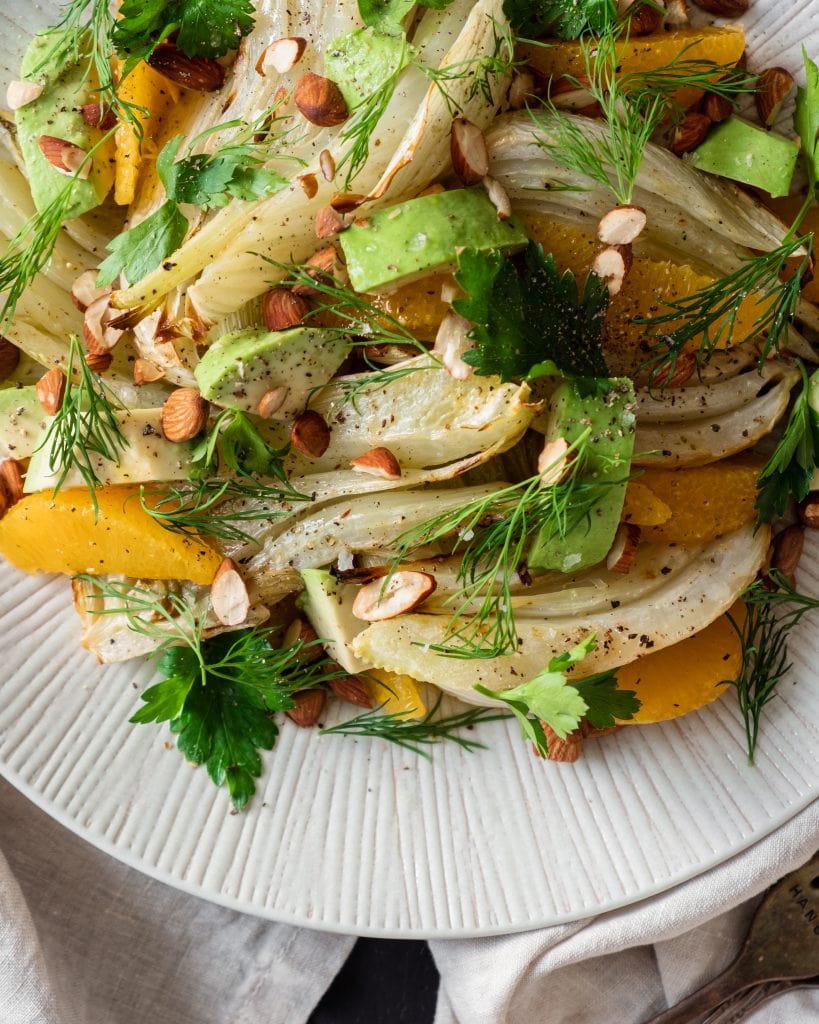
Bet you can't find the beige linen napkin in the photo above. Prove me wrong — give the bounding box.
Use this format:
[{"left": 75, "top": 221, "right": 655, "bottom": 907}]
[{"left": 1, "top": 776, "right": 817, "bottom": 1024}]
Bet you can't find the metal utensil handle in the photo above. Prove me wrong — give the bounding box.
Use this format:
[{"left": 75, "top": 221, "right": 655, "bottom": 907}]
[{"left": 645, "top": 967, "right": 756, "bottom": 1024}]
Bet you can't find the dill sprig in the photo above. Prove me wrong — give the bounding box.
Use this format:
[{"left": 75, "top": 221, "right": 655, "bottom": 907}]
[
  {"left": 139, "top": 476, "right": 310, "bottom": 544},
  {"left": 640, "top": 234, "right": 813, "bottom": 387},
  {"left": 386, "top": 429, "right": 627, "bottom": 659},
  {"left": 726, "top": 571, "right": 819, "bottom": 763},
  {"left": 321, "top": 693, "right": 511, "bottom": 756},
  {"left": 37, "top": 335, "right": 128, "bottom": 516}
]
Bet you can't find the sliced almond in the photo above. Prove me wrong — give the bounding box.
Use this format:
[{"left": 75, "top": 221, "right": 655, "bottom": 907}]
[
  {"left": 71, "top": 269, "right": 110, "bottom": 312},
  {"left": 0, "top": 336, "right": 20, "bottom": 381},
  {"left": 482, "top": 176, "right": 512, "bottom": 221},
  {"left": 549, "top": 75, "right": 595, "bottom": 111},
  {"left": 593, "top": 244, "right": 632, "bottom": 296},
  {"left": 434, "top": 310, "right": 474, "bottom": 380},
  {"left": 298, "top": 172, "right": 319, "bottom": 199},
  {"left": 161, "top": 388, "right": 209, "bottom": 443},
  {"left": 540, "top": 723, "right": 583, "bottom": 762},
  {"left": 508, "top": 70, "right": 536, "bottom": 110},
  {"left": 670, "top": 111, "right": 712, "bottom": 155},
  {"left": 36, "top": 367, "right": 66, "bottom": 415},
  {"left": 85, "top": 350, "right": 113, "bottom": 373},
  {"left": 361, "top": 343, "right": 420, "bottom": 365},
  {"left": 755, "top": 67, "right": 795, "bottom": 128},
  {"left": 652, "top": 348, "right": 697, "bottom": 389},
  {"left": 597, "top": 205, "right": 647, "bottom": 246},
  {"left": 283, "top": 617, "right": 323, "bottom": 661},
  {"left": 798, "top": 493, "right": 819, "bottom": 530},
  {"left": 291, "top": 246, "right": 346, "bottom": 297},
  {"left": 328, "top": 674, "right": 373, "bottom": 708},
  {"left": 350, "top": 447, "right": 402, "bottom": 480},
  {"left": 257, "top": 36, "right": 307, "bottom": 76},
  {"left": 286, "top": 689, "right": 326, "bottom": 727},
  {"left": 319, "top": 148, "right": 336, "bottom": 182},
  {"left": 0, "top": 458, "right": 24, "bottom": 509},
  {"left": 450, "top": 118, "right": 489, "bottom": 185},
  {"left": 211, "top": 558, "right": 251, "bottom": 626},
  {"left": 263, "top": 287, "right": 310, "bottom": 331},
  {"left": 294, "top": 72, "right": 348, "bottom": 127},
  {"left": 133, "top": 358, "right": 164, "bottom": 385},
  {"left": 771, "top": 524, "right": 804, "bottom": 583},
  {"left": 626, "top": 3, "right": 664, "bottom": 35},
  {"left": 291, "top": 409, "right": 331, "bottom": 458},
  {"left": 352, "top": 570, "right": 437, "bottom": 622},
  {"left": 538, "top": 437, "right": 572, "bottom": 486},
  {"left": 83, "top": 295, "right": 124, "bottom": 352},
  {"left": 702, "top": 91, "right": 733, "bottom": 123},
  {"left": 148, "top": 45, "right": 224, "bottom": 91},
  {"left": 606, "top": 523, "right": 641, "bottom": 574},
  {"left": 6, "top": 80, "right": 43, "bottom": 110},
  {"left": 80, "top": 102, "right": 116, "bottom": 130},
  {"left": 38, "top": 136, "right": 90, "bottom": 178},
  {"left": 316, "top": 205, "right": 348, "bottom": 239},
  {"left": 257, "top": 386, "right": 290, "bottom": 419},
  {"left": 664, "top": 0, "right": 690, "bottom": 25}
]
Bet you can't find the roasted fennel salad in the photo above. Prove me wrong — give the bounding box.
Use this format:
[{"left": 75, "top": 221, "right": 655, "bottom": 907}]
[{"left": 0, "top": 0, "right": 818, "bottom": 809}]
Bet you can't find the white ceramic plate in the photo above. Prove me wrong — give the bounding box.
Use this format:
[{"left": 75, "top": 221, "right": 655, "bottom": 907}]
[{"left": 1, "top": 0, "right": 818, "bottom": 938}]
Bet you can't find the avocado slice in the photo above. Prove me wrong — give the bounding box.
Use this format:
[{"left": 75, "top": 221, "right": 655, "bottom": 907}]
[
  {"left": 528, "top": 378, "right": 636, "bottom": 573},
  {"left": 686, "top": 116, "right": 799, "bottom": 199},
  {"left": 194, "top": 326, "right": 349, "bottom": 416},
  {"left": 0, "top": 385, "right": 47, "bottom": 460},
  {"left": 24, "top": 408, "right": 195, "bottom": 493},
  {"left": 324, "top": 27, "right": 409, "bottom": 110},
  {"left": 339, "top": 188, "right": 528, "bottom": 293},
  {"left": 298, "top": 568, "right": 369, "bottom": 674},
  {"left": 16, "top": 28, "right": 115, "bottom": 218}
]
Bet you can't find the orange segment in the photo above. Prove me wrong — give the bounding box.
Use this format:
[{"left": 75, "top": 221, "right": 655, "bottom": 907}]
[
  {"left": 521, "top": 25, "right": 745, "bottom": 111},
  {"left": 369, "top": 274, "right": 454, "bottom": 341},
  {"left": 618, "top": 604, "right": 742, "bottom": 723},
  {"left": 523, "top": 215, "right": 771, "bottom": 373},
  {"left": 0, "top": 486, "right": 221, "bottom": 583},
  {"left": 114, "top": 62, "right": 181, "bottom": 206},
  {"left": 367, "top": 668, "right": 426, "bottom": 720},
  {"left": 637, "top": 458, "right": 762, "bottom": 545},
  {"left": 621, "top": 481, "right": 672, "bottom": 526}
]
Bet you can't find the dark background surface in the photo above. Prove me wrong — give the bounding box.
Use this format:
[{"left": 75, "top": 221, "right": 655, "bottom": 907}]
[{"left": 308, "top": 939, "right": 439, "bottom": 1023}]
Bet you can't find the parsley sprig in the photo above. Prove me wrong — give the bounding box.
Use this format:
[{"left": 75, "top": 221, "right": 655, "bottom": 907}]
[
  {"left": 475, "top": 634, "right": 639, "bottom": 756},
  {"left": 36, "top": 335, "right": 128, "bottom": 516},
  {"left": 727, "top": 572, "right": 819, "bottom": 763},
  {"left": 76, "top": 576, "right": 335, "bottom": 809},
  {"left": 322, "top": 693, "right": 510, "bottom": 755},
  {"left": 503, "top": 0, "right": 616, "bottom": 39}
]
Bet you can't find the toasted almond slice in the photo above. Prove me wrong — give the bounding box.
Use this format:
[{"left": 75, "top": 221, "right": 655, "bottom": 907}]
[
  {"left": 540, "top": 723, "right": 583, "bottom": 762},
  {"left": 798, "top": 493, "right": 819, "bottom": 530},
  {"left": 508, "top": 69, "right": 536, "bottom": 110},
  {"left": 257, "top": 385, "right": 290, "bottom": 419},
  {"left": 664, "top": 0, "right": 690, "bottom": 25},
  {"left": 133, "top": 358, "right": 164, "bottom": 385},
  {"left": 607, "top": 523, "right": 641, "bottom": 574},
  {"left": 83, "top": 295, "right": 124, "bottom": 352},
  {"left": 315, "top": 205, "right": 347, "bottom": 239},
  {"left": 287, "top": 689, "right": 326, "bottom": 727},
  {"left": 350, "top": 446, "right": 402, "bottom": 480},
  {"left": 36, "top": 367, "right": 66, "bottom": 415},
  {"left": 0, "top": 458, "right": 24, "bottom": 508},
  {"left": 770, "top": 524, "right": 804, "bottom": 582},
  {"left": 257, "top": 36, "right": 307, "bottom": 76},
  {"left": 451, "top": 118, "right": 489, "bottom": 185},
  {"left": 352, "top": 570, "right": 437, "bottom": 622},
  {"left": 593, "top": 244, "right": 632, "bottom": 296},
  {"left": 291, "top": 246, "right": 345, "bottom": 297},
  {"left": 71, "top": 269, "right": 110, "bottom": 313},
  {"left": 6, "top": 80, "right": 43, "bottom": 110},
  {"left": 294, "top": 72, "right": 348, "bottom": 126},
  {"left": 282, "top": 617, "right": 323, "bottom": 661},
  {"left": 328, "top": 673, "right": 373, "bottom": 708},
  {"left": 38, "top": 136, "right": 90, "bottom": 178},
  {"left": 652, "top": 348, "right": 697, "bottom": 389},
  {"left": 263, "top": 287, "right": 310, "bottom": 330},
  {"left": 755, "top": 67, "right": 795, "bottom": 128},
  {"left": 482, "top": 176, "right": 512, "bottom": 221},
  {"left": 148, "top": 45, "right": 224, "bottom": 91},
  {"left": 291, "top": 409, "right": 331, "bottom": 458},
  {"left": 538, "top": 437, "right": 572, "bottom": 485},
  {"left": 702, "top": 91, "right": 733, "bottom": 123},
  {"left": 597, "top": 205, "right": 647, "bottom": 246},
  {"left": 161, "top": 388, "right": 209, "bottom": 443},
  {"left": 692, "top": 0, "right": 748, "bottom": 15},
  {"left": 298, "top": 172, "right": 319, "bottom": 199},
  {"left": 434, "top": 309, "right": 474, "bottom": 380},
  {"left": 85, "top": 350, "right": 112, "bottom": 373},
  {"left": 671, "top": 111, "right": 712, "bottom": 155},
  {"left": 319, "top": 148, "right": 336, "bottom": 182},
  {"left": 80, "top": 102, "right": 117, "bottom": 129},
  {"left": 330, "top": 192, "right": 365, "bottom": 214},
  {"left": 211, "top": 558, "right": 251, "bottom": 626}
]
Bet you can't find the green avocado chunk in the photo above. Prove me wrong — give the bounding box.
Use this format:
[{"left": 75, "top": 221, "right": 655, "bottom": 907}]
[
  {"left": 527, "top": 378, "right": 636, "bottom": 574},
  {"left": 324, "top": 27, "right": 409, "bottom": 110},
  {"left": 339, "top": 188, "right": 528, "bottom": 293},
  {"left": 0, "top": 385, "right": 47, "bottom": 460},
  {"left": 194, "top": 326, "right": 349, "bottom": 416},
  {"left": 298, "top": 568, "right": 369, "bottom": 674},
  {"left": 686, "top": 116, "right": 799, "bottom": 198},
  {"left": 15, "top": 28, "right": 115, "bottom": 218}
]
